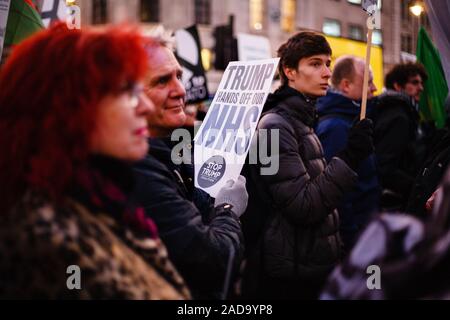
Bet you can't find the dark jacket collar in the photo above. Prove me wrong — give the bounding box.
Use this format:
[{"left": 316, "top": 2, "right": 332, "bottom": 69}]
[
  {"left": 147, "top": 136, "right": 175, "bottom": 165},
  {"left": 378, "top": 89, "right": 419, "bottom": 112},
  {"left": 376, "top": 89, "right": 420, "bottom": 122},
  {"left": 316, "top": 90, "right": 378, "bottom": 119},
  {"left": 317, "top": 90, "right": 361, "bottom": 117},
  {"left": 263, "top": 85, "right": 318, "bottom": 127}
]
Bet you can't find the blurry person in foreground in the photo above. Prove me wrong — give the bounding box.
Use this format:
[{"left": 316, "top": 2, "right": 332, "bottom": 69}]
[{"left": 0, "top": 23, "right": 189, "bottom": 299}]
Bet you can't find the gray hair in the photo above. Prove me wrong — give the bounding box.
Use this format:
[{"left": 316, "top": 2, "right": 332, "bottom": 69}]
[{"left": 142, "top": 25, "right": 176, "bottom": 51}]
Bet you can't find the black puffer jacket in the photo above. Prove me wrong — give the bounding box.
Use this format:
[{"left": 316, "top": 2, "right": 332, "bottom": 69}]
[
  {"left": 242, "top": 86, "right": 358, "bottom": 299},
  {"left": 373, "top": 90, "right": 424, "bottom": 210}
]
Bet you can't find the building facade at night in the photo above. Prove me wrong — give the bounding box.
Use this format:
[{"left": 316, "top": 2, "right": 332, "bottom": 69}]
[{"left": 58, "top": 0, "right": 430, "bottom": 91}]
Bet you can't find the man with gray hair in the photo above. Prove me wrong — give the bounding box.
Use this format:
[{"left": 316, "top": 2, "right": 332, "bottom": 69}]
[
  {"left": 132, "top": 29, "right": 247, "bottom": 299},
  {"left": 315, "top": 55, "right": 380, "bottom": 253}
]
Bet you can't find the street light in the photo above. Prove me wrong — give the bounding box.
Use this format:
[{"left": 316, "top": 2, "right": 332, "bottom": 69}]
[
  {"left": 410, "top": 1, "right": 425, "bottom": 17},
  {"left": 409, "top": 1, "right": 425, "bottom": 53}
]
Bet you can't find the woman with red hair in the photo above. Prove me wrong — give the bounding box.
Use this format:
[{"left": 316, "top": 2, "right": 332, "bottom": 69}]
[{"left": 0, "top": 23, "right": 190, "bottom": 299}]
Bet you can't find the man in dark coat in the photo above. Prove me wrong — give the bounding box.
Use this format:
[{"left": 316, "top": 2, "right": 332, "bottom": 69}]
[
  {"left": 316, "top": 55, "right": 380, "bottom": 253},
  {"left": 241, "top": 32, "right": 374, "bottom": 299},
  {"left": 132, "top": 32, "right": 247, "bottom": 299},
  {"left": 373, "top": 63, "right": 428, "bottom": 211}
]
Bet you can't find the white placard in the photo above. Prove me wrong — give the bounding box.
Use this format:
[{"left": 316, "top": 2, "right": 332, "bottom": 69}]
[
  {"left": 194, "top": 58, "right": 279, "bottom": 197},
  {"left": 0, "top": 0, "right": 11, "bottom": 62},
  {"left": 237, "top": 33, "right": 271, "bottom": 61},
  {"left": 41, "top": 0, "right": 68, "bottom": 28}
]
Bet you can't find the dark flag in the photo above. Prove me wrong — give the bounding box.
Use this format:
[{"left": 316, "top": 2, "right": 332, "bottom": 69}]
[{"left": 175, "top": 25, "right": 209, "bottom": 104}]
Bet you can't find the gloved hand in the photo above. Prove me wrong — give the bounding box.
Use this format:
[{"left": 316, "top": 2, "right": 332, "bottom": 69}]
[
  {"left": 337, "top": 118, "right": 374, "bottom": 171},
  {"left": 214, "top": 175, "right": 249, "bottom": 217}
]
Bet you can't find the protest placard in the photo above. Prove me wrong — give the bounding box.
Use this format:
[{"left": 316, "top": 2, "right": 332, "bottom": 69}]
[
  {"left": 237, "top": 33, "right": 271, "bottom": 61},
  {"left": 194, "top": 58, "right": 279, "bottom": 197}
]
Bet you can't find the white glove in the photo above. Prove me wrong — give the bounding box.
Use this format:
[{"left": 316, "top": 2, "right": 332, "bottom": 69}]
[{"left": 214, "top": 175, "right": 248, "bottom": 217}]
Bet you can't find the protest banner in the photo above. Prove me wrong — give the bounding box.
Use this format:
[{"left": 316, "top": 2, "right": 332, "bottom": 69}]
[
  {"left": 175, "top": 25, "right": 209, "bottom": 104},
  {"left": 0, "top": 0, "right": 11, "bottom": 62},
  {"left": 194, "top": 58, "right": 279, "bottom": 197}
]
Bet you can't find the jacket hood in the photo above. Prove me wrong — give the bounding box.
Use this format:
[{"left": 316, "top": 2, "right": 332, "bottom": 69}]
[
  {"left": 376, "top": 89, "right": 419, "bottom": 111},
  {"left": 263, "top": 85, "right": 318, "bottom": 127},
  {"left": 317, "top": 90, "right": 378, "bottom": 119},
  {"left": 316, "top": 91, "right": 362, "bottom": 117},
  {"left": 264, "top": 85, "right": 316, "bottom": 112}
]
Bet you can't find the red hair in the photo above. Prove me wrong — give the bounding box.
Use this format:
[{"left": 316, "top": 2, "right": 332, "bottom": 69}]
[{"left": 0, "top": 23, "right": 149, "bottom": 211}]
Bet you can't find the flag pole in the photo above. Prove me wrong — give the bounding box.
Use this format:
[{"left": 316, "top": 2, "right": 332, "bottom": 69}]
[{"left": 360, "top": 27, "right": 373, "bottom": 120}]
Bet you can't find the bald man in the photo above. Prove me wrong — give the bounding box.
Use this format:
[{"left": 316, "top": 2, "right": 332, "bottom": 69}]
[{"left": 315, "top": 55, "right": 380, "bottom": 253}]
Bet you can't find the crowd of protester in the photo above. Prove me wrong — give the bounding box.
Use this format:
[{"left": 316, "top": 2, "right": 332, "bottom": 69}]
[{"left": 0, "top": 23, "right": 449, "bottom": 300}]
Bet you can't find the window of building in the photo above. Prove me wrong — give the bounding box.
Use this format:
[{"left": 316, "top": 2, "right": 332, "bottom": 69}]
[
  {"left": 281, "top": 0, "right": 295, "bottom": 32},
  {"left": 250, "top": 0, "right": 264, "bottom": 30},
  {"left": 140, "top": 0, "right": 160, "bottom": 23},
  {"left": 323, "top": 18, "right": 341, "bottom": 37},
  {"left": 195, "top": 0, "right": 211, "bottom": 25},
  {"left": 92, "top": 0, "right": 107, "bottom": 24},
  {"left": 349, "top": 24, "right": 364, "bottom": 40},
  {"left": 401, "top": 34, "right": 413, "bottom": 53},
  {"left": 401, "top": 0, "right": 411, "bottom": 22}
]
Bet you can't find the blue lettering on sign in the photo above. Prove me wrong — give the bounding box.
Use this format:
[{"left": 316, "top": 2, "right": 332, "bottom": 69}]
[{"left": 196, "top": 103, "right": 260, "bottom": 155}]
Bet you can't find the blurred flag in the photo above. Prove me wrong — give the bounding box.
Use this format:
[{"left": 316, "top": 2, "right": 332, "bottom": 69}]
[
  {"left": 425, "top": 0, "right": 450, "bottom": 87},
  {"left": 41, "top": 0, "right": 68, "bottom": 28},
  {"left": 0, "top": 0, "right": 11, "bottom": 62},
  {"left": 175, "top": 25, "right": 209, "bottom": 104},
  {"left": 416, "top": 27, "right": 449, "bottom": 128},
  {"left": 4, "top": 0, "right": 44, "bottom": 47}
]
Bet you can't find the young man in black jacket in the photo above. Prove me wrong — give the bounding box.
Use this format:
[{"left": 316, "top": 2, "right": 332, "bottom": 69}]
[
  {"left": 373, "top": 63, "right": 428, "bottom": 211},
  {"left": 242, "top": 32, "right": 374, "bottom": 299}
]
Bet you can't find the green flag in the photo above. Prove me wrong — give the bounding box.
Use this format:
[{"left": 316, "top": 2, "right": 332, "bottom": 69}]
[
  {"left": 4, "top": 0, "right": 44, "bottom": 47},
  {"left": 416, "top": 27, "right": 449, "bottom": 129}
]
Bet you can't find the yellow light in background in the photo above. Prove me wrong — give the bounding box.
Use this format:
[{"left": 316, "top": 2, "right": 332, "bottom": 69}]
[
  {"left": 201, "top": 48, "right": 211, "bottom": 71},
  {"left": 250, "top": 0, "right": 263, "bottom": 31},
  {"left": 253, "top": 23, "right": 262, "bottom": 30},
  {"left": 66, "top": 0, "right": 76, "bottom": 6},
  {"left": 325, "top": 35, "right": 384, "bottom": 95},
  {"left": 410, "top": 3, "right": 424, "bottom": 17},
  {"left": 281, "top": 0, "right": 295, "bottom": 32}
]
